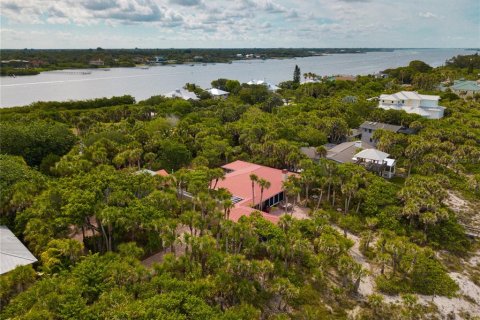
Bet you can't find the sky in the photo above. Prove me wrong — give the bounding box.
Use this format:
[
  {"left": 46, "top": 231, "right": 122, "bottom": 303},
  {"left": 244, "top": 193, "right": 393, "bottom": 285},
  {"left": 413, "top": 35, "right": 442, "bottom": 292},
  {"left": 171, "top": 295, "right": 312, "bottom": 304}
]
[{"left": 0, "top": 0, "right": 479, "bottom": 49}]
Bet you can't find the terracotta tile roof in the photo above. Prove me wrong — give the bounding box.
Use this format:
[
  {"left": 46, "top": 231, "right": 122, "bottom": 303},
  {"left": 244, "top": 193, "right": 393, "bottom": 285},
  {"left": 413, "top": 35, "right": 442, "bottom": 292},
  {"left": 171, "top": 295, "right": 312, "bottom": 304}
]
[
  {"left": 229, "top": 206, "right": 280, "bottom": 224},
  {"left": 215, "top": 160, "right": 296, "bottom": 224},
  {"left": 156, "top": 169, "right": 169, "bottom": 177},
  {"left": 217, "top": 160, "right": 292, "bottom": 207}
]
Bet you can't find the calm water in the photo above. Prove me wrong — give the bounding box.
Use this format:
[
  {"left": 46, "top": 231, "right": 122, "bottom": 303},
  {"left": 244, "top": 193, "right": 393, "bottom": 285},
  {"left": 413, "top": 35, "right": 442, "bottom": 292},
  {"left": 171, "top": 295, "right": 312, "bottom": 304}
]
[{"left": 0, "top": 49, "right": 472, "bottom": 108}]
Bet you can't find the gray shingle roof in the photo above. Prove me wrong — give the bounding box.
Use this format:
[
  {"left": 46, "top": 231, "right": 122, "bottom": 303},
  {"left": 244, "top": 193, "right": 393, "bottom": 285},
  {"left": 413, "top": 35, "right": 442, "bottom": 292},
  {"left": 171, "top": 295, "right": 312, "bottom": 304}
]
[
  {"left": 326, "top": 142, "right": 358, "bottom": 164},
  {"left": 360, "top": 121, "right": 402, "bottom": 132}
]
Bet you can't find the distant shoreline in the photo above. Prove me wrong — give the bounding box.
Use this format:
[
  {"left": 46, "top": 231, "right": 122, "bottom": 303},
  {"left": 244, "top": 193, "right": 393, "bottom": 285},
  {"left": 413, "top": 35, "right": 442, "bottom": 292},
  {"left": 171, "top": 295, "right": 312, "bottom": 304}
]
[{"left": 1, "top": 48, "right": 396, "bottom": 77}]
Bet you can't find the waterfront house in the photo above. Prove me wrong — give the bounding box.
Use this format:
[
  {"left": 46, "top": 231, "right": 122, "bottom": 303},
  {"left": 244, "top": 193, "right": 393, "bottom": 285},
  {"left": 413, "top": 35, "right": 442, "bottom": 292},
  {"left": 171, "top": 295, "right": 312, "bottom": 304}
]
[
  {"left": 164, "top": 88, "right": 199, "bottom": 101},
  {"left": 1, "top": 226, "right": 37, "bottom": 275},
  {"left": 378, "top": 91, "right": 445, "bottom": 119},
  {"left": 247, "top": 79, "right": 280, "bottom": 91},
  {"left": 89, "top": 59, "right": 104, "bottom": 66},
  {"left": 206, "top": 88, "right": 229, "bottom": 99},
  {"left": 1, "top": 59, "right": 30, "bottom": 68},
  {"left": 450, "top": 80, "right": 480, "bottom": 97},
  {"left": 154, "top": 56, "right": 166, "bottom": 63},
  {"left": 353, "top": 149, "right": 396, "bottom": 179}
]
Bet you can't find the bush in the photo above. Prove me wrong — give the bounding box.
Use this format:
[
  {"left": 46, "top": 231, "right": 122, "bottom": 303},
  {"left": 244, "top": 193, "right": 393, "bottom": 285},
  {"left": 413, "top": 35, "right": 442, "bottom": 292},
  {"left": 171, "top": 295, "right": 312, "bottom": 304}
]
[
  {"left": 411, "top": 255, "right": 459, "bottom": 297},
  {"left": 375, "top": 275, "right": 411, "bottom": 295},
  {"left": 338, "top": 214, "right": 363, "bottom": 234},
  {"left": 426, "top": 217, "right": 471, "bottom": 255}
]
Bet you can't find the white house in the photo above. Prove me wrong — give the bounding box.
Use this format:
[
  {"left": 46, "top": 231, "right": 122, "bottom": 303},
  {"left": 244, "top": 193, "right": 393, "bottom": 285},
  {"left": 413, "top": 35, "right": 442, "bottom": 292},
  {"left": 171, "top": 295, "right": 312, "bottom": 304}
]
[
  {"left": 247, "top": 79, "right": 280, "bottom": 91},
  {"left": 206, "top": 88, "right": 229, "bottom": 99},
  {"left": 378, "top": 91, "right": 445, "bottom": 119},
  {"left": 164, "top": 88, "right": 199, "bottom": 101}
]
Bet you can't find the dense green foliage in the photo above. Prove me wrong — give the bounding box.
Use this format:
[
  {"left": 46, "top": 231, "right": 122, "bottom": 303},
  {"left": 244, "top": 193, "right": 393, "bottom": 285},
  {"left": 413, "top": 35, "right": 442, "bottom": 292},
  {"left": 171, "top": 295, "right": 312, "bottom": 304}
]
[
  {"left": 0, "top": 121, "right": 77, "bottom": 166},
  {"left": 0, "top": 57, "right": 479, "bottom": 319}
]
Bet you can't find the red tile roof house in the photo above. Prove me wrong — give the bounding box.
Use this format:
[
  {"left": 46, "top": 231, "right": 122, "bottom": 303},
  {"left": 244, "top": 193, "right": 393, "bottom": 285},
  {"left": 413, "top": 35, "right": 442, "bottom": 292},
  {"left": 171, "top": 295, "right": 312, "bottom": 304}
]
[
  {"left": 212, "top": 160, "right": 297, "bottom": 224},
  {"left": 156, "top": 169, "right": 170, "bottom": 177}
]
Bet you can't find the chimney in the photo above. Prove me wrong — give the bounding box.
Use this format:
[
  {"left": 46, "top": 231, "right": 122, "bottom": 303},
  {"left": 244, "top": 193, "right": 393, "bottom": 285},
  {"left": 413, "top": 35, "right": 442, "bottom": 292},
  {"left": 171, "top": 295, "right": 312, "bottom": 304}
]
[{"left": 282, "top": 169, "right": 288, "bottom": 181}]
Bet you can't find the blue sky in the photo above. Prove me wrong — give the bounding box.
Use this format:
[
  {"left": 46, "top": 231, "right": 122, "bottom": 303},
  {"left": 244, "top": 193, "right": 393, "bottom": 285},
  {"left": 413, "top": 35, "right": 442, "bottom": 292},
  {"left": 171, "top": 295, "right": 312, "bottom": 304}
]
[{"left": 1, "top": 0, "right": 479, "bottom": 48}]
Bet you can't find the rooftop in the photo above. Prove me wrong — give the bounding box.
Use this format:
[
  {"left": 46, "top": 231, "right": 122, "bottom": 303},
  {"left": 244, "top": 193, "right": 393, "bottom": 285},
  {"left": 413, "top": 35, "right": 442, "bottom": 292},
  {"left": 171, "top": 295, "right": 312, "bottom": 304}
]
[
  {"left": 380, "top": 91, "right": 440, "bottom": 101},
  {"left": 156, "top": 169, "right": 169, "bottom": 177},
  {"left": 1, "top": 226, "right": 37, "bottom": 275},
  {"left": 229, "top": 206, "right": 280, "bottom": 224},
  {"left": 136, "top": 169, "right": 169, "bottom": 177},
  {"left": 246, "top": 80, "right": 279, "bottom": 91},
  {"left": 215, "top": 160, "right": 294, "bottom": 208},
  {"left": 451, "top": 80, "right": 480, "bottom": 92},
  {"left": 326, "top": 141, "right": 361, "bottom": 164},
  {"left": 360, "top": 121, "right": 402, "bottom": 132},
  {"left": 353, "top": 148, "right": 390, "bottom": 162},
  {"left": 300, "top": 147, "right": 321, "bottom": 161},
  {"left": 165, "top": 88, "right": 199, "bottom": 101},
  {"left": 207, "top": 88, "right": 229, "bottom": 96}
]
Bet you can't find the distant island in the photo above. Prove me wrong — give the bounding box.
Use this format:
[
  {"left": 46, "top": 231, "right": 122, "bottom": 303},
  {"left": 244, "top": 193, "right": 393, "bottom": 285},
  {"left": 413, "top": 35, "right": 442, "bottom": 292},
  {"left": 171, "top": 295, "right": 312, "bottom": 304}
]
[{"left": 0, "top": 48, "right": 395, "bottom": 76}]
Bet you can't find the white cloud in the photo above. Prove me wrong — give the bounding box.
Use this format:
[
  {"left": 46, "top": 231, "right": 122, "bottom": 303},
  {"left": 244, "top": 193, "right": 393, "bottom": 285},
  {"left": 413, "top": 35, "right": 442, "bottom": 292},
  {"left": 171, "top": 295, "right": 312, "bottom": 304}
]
[{"left": 0, "top": 0, "right": 478, "bottom": 48}]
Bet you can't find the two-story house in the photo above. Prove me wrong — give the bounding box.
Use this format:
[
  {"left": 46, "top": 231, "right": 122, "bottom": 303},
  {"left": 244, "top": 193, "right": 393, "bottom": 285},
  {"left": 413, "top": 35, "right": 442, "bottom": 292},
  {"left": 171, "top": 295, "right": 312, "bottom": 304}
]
[{"left": 378, "top": 91, "right": 445, "bottom": 119}]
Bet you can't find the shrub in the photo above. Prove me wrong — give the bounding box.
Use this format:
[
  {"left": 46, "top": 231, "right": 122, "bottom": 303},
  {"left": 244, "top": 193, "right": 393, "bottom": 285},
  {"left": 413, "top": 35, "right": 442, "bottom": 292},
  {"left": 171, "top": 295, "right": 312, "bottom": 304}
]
[{"left": 375, "top": 275, "right": 411, "bottom": 295}]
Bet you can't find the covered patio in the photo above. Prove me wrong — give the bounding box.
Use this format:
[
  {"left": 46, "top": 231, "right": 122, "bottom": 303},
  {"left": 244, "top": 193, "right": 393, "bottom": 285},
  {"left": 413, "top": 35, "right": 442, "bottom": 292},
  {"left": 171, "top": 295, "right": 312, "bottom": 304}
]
[{"left": 352, "top": 149, "right": 396, "bottom": 179}]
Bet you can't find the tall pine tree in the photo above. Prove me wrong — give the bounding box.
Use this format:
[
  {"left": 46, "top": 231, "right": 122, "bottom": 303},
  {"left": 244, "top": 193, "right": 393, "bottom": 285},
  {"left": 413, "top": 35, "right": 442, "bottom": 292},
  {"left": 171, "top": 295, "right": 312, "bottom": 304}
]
[{"left": 293, "top": 65, "right": 301, "bottom": 84}]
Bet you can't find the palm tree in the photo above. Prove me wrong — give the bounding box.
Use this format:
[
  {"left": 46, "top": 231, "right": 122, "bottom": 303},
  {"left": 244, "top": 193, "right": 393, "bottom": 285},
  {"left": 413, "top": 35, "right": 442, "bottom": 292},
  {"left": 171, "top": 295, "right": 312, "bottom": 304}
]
[
  {"left": 282, "top": 177, "right": 300, "bottom": 215},
  {"left": 249, "top": 174, "right": 258, "bottom": 207},
  {"left": 258, "top": 178, "right": 271, "bottom": 211}
]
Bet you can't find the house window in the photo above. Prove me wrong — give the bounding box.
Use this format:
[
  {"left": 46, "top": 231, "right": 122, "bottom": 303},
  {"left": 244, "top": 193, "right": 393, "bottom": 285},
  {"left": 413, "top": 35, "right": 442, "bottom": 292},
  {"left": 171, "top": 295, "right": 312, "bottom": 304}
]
[
  {"left": 368, "top": 129, "right": 372, "bottom": 133},
  {"left": 370, "top": 138, "right": 373, "bottom": 142}
]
